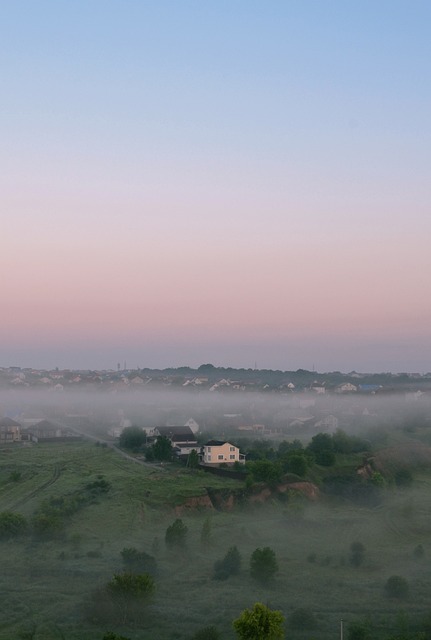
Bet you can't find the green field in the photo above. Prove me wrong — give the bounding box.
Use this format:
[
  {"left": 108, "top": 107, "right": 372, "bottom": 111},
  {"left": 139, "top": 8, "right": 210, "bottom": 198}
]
[{"left": 1, "top": 441, "right": 431, "bottom": 639}]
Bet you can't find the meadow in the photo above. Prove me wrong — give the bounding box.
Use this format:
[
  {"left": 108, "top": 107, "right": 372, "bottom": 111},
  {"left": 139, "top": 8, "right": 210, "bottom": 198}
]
[{"left": 1, "top": 440, "right": 431, "bottom": 639}]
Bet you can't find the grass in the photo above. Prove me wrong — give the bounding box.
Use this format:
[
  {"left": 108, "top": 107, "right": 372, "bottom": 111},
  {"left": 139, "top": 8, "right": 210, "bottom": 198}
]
[{"left": 1, "top": 441, "right": 431, "bottom": 638}]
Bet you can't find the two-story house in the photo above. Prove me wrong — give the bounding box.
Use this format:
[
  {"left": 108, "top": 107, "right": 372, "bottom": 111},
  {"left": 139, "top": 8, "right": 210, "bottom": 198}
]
[{"left": 201, "top": 440, "right": 245, "bottom": 465}]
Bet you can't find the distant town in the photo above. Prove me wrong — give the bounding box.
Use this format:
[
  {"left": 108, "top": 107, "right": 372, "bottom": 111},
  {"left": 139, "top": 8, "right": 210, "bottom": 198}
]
[
  {"left": 1, "top": 363, "right": 430, "bottom": 451},
  {"left": 2, "top": 363, "right": 431, "bottom": 394}
]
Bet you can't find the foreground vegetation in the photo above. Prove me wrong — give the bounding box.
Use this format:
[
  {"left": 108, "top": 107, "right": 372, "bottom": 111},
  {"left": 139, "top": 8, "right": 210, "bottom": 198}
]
[{"left": 1, "top": 433, "right": 431, "bottom": 639}]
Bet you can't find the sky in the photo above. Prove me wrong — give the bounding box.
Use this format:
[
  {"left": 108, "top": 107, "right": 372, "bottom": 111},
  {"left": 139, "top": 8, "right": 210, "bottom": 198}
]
[{"left": 1, "top": 1, "right": 431, "bottom": 373}]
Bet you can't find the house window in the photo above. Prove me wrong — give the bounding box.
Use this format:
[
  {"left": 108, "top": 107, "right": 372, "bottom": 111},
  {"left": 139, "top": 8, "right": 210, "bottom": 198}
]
[
  {"left": 207, "top": 447, "right": 211, "bottom": 452},
  {"left": 207, "top": 455, "right": 212, "bottom": 461},
  {"left": 229, "top": 454, "right": 235, "bottom": 460},
  {"left": 230, "top": 446, "right": 235, "bottom": 451},
  {"left": 218, "top": 454, "right": 224, "bottom": 460}
]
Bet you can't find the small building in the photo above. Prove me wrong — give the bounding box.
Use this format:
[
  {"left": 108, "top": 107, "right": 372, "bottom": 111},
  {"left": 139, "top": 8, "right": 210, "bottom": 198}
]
[
  {"left": 0, "top": 417, "right": 21, "bottom": 443},
  {"left": 201, "top": 440, "right": 245, "bottom": 465},
  {"left": 24, "top": 420, "right": 79, "bottom": 443},
  {"left": 153, "top": 426, "right": 198, "bottom": 458}
]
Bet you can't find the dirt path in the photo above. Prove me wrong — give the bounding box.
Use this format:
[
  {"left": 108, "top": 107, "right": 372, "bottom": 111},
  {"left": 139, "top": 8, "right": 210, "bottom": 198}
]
[{"left": 10, "top": 463, "right": 62, "bottom": 509}]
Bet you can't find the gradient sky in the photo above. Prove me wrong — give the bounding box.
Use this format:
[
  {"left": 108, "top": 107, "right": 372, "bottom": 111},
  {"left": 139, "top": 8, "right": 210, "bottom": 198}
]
[{"left": 2, "top": 1, "right": 431, "bottom": 372}]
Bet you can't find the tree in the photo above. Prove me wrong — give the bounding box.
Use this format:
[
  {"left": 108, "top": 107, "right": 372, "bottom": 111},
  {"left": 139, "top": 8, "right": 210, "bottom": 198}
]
[
  {"left": 102, "top": 633, "right": 131, "bottom": 640},
  {"left": 152, "top": 436, "right": 173, "bottom": 462},
  {"left": 119, "top": 426, "right": 146, "bottom": 450},
  {"left": 106, "top": 572, "right": 155, "bottom": 625},
  {"left": 307, "top": 433, "right": 335, "bottom": 466},
  {"left": 86, "top": 571, "right": 154, "bottom": 626},
  {"left": 250, "top": 547, "right": 278, "bottom": 584},
  {"left": 121, "top": 547, "right": 157, "bottom": 575},
  {"left": 349, "top": 541, "right": 365, "bottom": 567},
  {"left": 385, "top": 575, "right": 409, "bottom": 599},
  {"left": 247, "top": 460, "right": 282, "bottom": 486},
  {"left": 233, "top": 603, "right": 284, "bottom": 640},
  {"left": 187, "top": 448, "right": 200, "bottom": 469},
  {"left": 200, "top": 517, "right": 212, "bottom": 548},
  {"left": 285, "top": 453, "right": 307, "bottom": 477},
  {"left": 165, "top": 518, "right": 188, "bottom": 549},
  {"left": 213, "top": 546, "right": 242, "bottom": 580}
]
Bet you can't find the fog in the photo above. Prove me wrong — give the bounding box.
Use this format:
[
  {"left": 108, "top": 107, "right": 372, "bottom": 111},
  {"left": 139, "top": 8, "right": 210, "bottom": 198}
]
[
  {"left": 2, "top": 384, "right": 431, "bottom": 639},
  {"left": 2, "top": 385, "right": 431, "bottom": 446}
]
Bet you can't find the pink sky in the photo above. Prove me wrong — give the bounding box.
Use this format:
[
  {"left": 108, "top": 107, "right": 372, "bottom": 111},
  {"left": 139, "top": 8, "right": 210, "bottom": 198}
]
[{"left": 2, "top": 2, "right": 431, "bottom": 372}]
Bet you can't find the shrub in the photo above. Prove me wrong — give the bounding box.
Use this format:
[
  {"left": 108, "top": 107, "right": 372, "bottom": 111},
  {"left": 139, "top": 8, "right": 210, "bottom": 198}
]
[
  {"left": 165, "top": 519, "right": 188, "bottom": 549},
  {"left": 87, "top": 573, "right": 154, "bottom": 626},
  {"left": 121, "top": 548, "right": 157, "bottom": 575},
  {"left": 0, "top": 511, "right": 28, "bottom": 539},
  {"left": 250, "top": 547, "right": 278, "bottom": 584},
  {"left": 200, "top": 517, "right": 212, "bottom": 548},
  {"left": 213, "top": 546, "right": 242, "bottom": 580}
]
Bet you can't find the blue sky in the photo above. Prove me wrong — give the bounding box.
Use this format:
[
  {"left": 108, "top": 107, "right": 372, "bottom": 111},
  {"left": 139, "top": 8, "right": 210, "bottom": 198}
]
[{"left": 1, "top": 1, "right": 430, "bottom": 372}]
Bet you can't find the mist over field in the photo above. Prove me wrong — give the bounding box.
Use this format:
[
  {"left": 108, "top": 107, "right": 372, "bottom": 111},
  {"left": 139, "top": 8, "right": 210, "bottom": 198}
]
[{"left": 1, "top": 377, "right": 431, "bottom": 638}]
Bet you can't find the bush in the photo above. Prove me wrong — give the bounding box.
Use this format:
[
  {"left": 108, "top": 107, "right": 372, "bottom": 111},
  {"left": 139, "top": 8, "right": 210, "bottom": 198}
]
[
  {"left": 121, "top": 548, "right": 157, "bottom": 575},
  {"left": 200, "top": 517, "right": 212, "bottom": 548},
  {"left": 88, "top": 572, "right": 154, "bottom": 626},
  {"left": 0, "top": 511, "right": 28, "bottom": 539},
  {"left": 385, "top": 575, "right": 409, "bottom": 599},
  {"left": 213, "top": 546, "right": 241, "bottom": 580},
  {"left": 165, "top": 519, "right": 188, "bottom": 549},
  {"left": 31, "top": 513, "right": 64, "bottom": 538},
  {"left": 246, "top": 460, "right": 282, "bottom": 485},
  {"left": 250, "top": 547, "right": 278, "bottom": 584}
]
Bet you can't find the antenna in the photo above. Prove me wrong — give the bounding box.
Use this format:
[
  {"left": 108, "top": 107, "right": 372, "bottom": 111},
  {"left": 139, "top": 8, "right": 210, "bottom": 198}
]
[{"left": 340, "top": 619, "right": 343, "bottom": 640}]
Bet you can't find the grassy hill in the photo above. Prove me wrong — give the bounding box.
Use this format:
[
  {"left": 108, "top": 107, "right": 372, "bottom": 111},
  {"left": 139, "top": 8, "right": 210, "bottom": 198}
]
[{"left": 1, "top": 441, "right": 431, "bottom": 639}]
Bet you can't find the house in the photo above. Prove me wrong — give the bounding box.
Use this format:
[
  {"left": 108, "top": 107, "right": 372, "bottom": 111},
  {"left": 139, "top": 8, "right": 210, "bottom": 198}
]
[
  {"left": 184, "top": 418, "right": 199, "bottom": 434},
  {"left": 24, "top": 420, "right": 79, "bottom": 443},
  {"left": 153, "top": 426, "right": 198, "bottom": 457},
  {"left": 335, "top": 383, "right": 358, "bottom": 393},
  {"left": 201, "top": 440, "right": 245, "bottom": 465},
  {"left": 0, "top": 417, "right": 21, "bottom": 442},
  {"left": 313, "top": 414, "right": 339, "bottom": 432}
]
